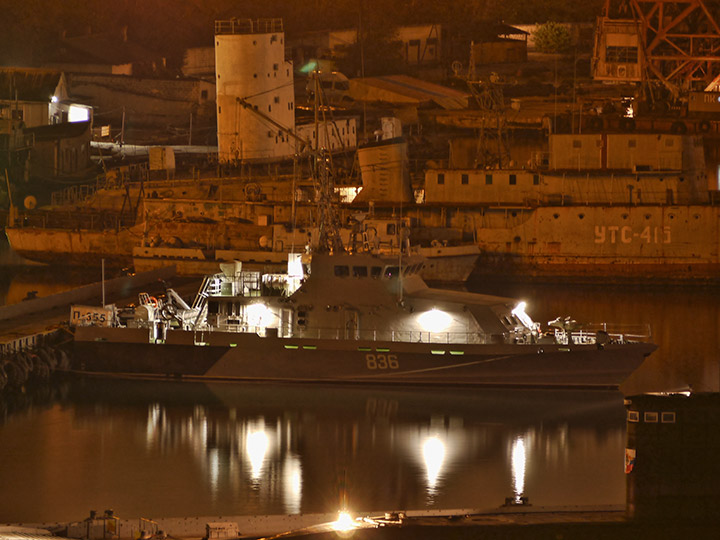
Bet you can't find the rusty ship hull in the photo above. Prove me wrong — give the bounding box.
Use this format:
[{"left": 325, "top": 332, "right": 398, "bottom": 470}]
[{"left": 465, "top": 204, "right": 720, "bottom": 282}]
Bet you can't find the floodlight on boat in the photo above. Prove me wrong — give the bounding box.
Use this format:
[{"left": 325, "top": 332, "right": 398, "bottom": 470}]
[
  {"left": 418, "top": 309, "right": 452, "bottom": 332},
  {"left": 245, "top": 303, "right": 272, "bottom": 327},
  {"left": 511, "top": 301, "right": 535, "bottom": 329}
]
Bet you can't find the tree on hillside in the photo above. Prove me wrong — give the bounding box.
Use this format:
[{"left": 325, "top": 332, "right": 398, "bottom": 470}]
[{"left": 532, "top": 22, "right": 573, "bottom": 54}]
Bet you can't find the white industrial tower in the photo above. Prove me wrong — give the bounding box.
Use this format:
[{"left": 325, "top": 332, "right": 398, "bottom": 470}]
[{"left": 214, "top": 19, "right": 295, "bottom": 163}]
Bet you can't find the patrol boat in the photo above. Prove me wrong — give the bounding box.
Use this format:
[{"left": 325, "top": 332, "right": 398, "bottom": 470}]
[{"left": 71, "top": 250, "right": 655, "bottom": 388}]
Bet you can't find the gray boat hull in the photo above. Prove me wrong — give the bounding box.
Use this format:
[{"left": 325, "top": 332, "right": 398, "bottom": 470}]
[{"left": 72, "top": 326, "right": 654, "bottom": 388}]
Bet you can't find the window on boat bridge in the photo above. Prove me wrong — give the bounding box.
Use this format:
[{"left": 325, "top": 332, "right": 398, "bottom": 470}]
[
  {"left": 387, "top": 223, "right": 396, "bottom": 235},
  {"left": 371, "top": 266, "right": 382, "bottom": 279},
  {"left": 208, "top": 300, "right": 219, "bottom": 314},
  {"left": 353, "top": 266, "right": 368, "bottom": 278},
  {"left": 334, "top": 265, "right": 350, "bottom": 277},
  {"left": 384, "top": 266, "right": 400, "bottom": 278}
]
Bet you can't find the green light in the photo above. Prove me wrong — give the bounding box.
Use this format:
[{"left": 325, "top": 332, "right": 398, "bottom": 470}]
[
  {"left": 284, "top": 345, "right": 299, "bottom": 349},
  {"left": 449, "top": 350, "right": 465, "bottom": 355},
  {"left": 431, "top": 350, "right": 446, "bottom": 355},
  {"left": 299, "top": 60, "right": 318, "bottom": 74}
]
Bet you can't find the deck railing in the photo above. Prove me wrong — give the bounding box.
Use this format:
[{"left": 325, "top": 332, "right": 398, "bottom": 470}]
[
  {"left": 215, "top": 19, "right": 283, "bottom": 35},
  {"left": 196, "top": 321, "right": 653, "bottom": 346}
]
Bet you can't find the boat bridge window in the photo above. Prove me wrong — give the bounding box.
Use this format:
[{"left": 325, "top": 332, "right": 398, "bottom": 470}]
[
  {"left": 353, "top": 266, "right": 368, "bottom": 277},
  {"left": 384, "top": 266, "right": 400, "bottom": 278},
  {"left": 386, "top": 223, "right": 396, "bottom": 235},
  {"left": 208, "top": 300, "right": 219, "bottom": 314},
  {"left": 371, "top": 266, "right": 382, "bottom": 279},
  {"left": 334, "top": 265, "right": 350, "bottom": 277}
]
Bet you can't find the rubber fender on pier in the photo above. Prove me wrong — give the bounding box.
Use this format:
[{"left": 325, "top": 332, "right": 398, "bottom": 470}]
[
  {"left": 28, "top": 352, "right": 50, "bottom": 380},
  {"left": 56, "top": 348, "right": 70, "bottom": 371},
  {"left": 15, "top": 351, "right": 33, "bottom": 375},
  {"left": 38, "top": 347, "right": 58, "bottom": 370},
  {"left": 3, "top": 356, "right": 28, "bottom": 388},
  {"left": 0, "top": 363, "right": 7, "bottom": 392}
]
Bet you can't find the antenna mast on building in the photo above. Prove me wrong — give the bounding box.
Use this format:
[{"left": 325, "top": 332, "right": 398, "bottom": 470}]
[{"left": 466, "top": 46, "right": 510, "bottom": 169}]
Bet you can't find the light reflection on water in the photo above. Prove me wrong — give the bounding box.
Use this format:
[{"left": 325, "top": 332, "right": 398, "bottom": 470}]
[
  {"left": 511, "top": 435, "right": 527, "bottom": 504},
  {"left": 0, "top": 379, "right": 626, "bottom": 523},
  {"left": 0, "top": 270, "right": 718, "bottom": 523}
]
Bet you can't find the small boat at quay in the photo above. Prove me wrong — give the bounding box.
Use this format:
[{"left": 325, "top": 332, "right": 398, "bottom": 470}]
[{"left": 71, "top": 250, "right": 656, "bottom": 389}]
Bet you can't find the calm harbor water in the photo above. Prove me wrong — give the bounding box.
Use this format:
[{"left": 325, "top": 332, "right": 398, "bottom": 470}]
[{"left": 0, "top": 268, "right": 718, "bottom": 523}]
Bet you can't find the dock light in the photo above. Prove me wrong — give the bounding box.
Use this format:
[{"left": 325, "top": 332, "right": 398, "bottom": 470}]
[
  {"left": 418, "top": 309, "right": 452, "bottom": 332},
  {"left": 68, "top": 105, "right": 90, "bottom": 122},
  {"left": 51, "top": 95, "right": 58, "bottom": 103},
  {"left": 511, "top": 301, "right": 534, "bottom": 329},
  {"left": 331, "top": 511, "right": 357, "bottom": 532}
]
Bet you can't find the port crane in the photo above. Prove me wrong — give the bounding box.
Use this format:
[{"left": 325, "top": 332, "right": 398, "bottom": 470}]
[{"left": 594, "top": 0, "right": 720, "bottom": 101}]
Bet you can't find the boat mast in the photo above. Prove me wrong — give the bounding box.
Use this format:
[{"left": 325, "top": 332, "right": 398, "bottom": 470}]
[{"left": 312, "top": 72, "right": 344, "bottom": 255}]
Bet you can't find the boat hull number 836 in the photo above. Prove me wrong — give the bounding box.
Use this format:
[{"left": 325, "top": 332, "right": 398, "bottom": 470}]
[{"left": 365, "top": 353, "right": 399, "bottom": 370}]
